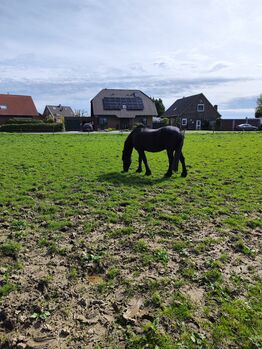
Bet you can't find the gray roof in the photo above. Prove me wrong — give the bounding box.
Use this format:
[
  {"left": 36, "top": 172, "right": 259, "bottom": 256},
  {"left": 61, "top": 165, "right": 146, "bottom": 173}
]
[
  {"left": 45, "top": 105, "right": 75, "bottom": 117},
  {"left": 91, "top": 89, "right": 158, "bottom": 119},
  {"left": 164, "top": 93, "right": 221, "bottom": 118}
]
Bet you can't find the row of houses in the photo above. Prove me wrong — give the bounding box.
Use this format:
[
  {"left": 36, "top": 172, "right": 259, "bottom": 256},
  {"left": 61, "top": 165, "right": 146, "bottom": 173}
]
[{"left": 0, "top": 90, "right": 260, "bottom": 131}]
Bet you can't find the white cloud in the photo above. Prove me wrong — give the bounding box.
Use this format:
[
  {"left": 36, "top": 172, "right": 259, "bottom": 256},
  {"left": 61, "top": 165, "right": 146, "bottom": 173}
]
[{"left": 0, "top": 0, "right": 262, "bottom": 118}]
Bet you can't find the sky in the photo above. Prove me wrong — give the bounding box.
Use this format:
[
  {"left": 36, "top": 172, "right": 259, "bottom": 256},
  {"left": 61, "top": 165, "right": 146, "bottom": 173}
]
[{"left": 1, "top": 0, "right": 262, "bottom": 119}]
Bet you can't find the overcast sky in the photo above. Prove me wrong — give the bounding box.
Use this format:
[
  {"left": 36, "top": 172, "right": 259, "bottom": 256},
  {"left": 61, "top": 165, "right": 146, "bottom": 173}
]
[{"left": 1, "top": 0, "right": 261, "bottom": 118}]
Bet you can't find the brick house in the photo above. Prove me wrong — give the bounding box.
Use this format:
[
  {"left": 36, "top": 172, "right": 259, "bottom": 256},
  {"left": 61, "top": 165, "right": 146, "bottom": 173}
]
[
  {"left": 164, "top": 93, "right": 221, "bottom": 130},
  {"left": 43, "top": 105, "right": 75, "bottom": 123},
  {"left": 0, "top": 94, "right": 39, "bottom": 124},
  {"left": 91, "top": 89, "right": 158, "bottom": 130}
]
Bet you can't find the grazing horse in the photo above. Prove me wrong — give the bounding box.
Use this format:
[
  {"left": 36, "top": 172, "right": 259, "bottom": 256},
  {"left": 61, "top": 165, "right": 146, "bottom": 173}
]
[{"left": 122, "top": 126, "right": 187, "bottom": 178}]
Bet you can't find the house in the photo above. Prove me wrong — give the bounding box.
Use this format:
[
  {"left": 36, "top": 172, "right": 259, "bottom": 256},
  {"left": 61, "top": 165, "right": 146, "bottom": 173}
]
[
  {"left": 91, "top": 89, "right": 158, "bottom": 130},
  {"left": 164, "top": 93, "right": 221, "bottom": 130},
  {"left": 43, "top": 105, "right": 75, "bottom": 123},
  {"left": 0, "top": 94, "right": 39, "bottom": 124}
]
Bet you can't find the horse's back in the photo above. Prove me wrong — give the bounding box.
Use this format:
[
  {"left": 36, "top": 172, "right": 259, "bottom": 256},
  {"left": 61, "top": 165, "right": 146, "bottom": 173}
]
[
  {"left": 136, "top": 126, "right": 181, "bottom": 135},
  {"left": 132, "top": 126, "right": 183, "bottom": 152},
  {"left": 159, "top": 126, "right": 181, "bottom": 135}
]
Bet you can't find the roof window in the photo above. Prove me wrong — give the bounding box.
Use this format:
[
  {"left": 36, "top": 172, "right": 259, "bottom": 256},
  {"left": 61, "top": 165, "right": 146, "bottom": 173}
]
[{"left": 0, "top": 105, "right": 7, "bottom": 110}]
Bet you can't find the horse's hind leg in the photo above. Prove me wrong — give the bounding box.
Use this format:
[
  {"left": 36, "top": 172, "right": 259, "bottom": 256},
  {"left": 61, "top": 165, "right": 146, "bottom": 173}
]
[
  {"left": 180, "top": 152, "right": 187, "bottom": 177},
  {"left": 172, "top": 149, "right": 180, "bottom": 172},
  {"left": 165, "top": 149, "right": 174, "bottom": 177},
  {"left": 136, "top": 153, "right": 143, "bottom": 173}
]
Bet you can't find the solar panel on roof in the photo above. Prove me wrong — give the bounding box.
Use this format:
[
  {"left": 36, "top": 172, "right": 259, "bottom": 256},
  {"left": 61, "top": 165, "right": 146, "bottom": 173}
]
[
  {"left": 103, "top": 97, "right": 121, "bottom": 110},
  {"left": 103, "top": 97, "right": 144, "bottom": 111}
]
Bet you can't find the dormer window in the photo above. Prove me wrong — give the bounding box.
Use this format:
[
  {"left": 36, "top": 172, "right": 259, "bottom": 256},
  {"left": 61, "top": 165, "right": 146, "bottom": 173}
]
[
  {"left": 197, "top": 103, "right": 205, "bottom": 112},
  {"left": 0, "top": 105, "right": 7, "bottom": 110}
]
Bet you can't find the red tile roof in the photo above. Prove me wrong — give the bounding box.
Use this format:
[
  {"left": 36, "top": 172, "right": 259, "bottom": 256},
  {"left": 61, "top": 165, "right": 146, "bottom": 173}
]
[{"left": 0, "top": 94, "right": 38, "bottom": 117}]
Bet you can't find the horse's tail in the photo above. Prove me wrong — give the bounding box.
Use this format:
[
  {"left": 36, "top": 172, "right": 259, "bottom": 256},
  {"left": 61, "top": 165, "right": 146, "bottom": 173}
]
[{"left": 172, "top": 132, "right": 185, "bottom": 172}]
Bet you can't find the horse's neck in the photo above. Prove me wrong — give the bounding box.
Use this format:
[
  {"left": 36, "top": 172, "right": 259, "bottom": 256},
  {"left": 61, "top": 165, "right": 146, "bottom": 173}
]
[{"left": 124, "top": 135, "right": 133, "bottom": 154}]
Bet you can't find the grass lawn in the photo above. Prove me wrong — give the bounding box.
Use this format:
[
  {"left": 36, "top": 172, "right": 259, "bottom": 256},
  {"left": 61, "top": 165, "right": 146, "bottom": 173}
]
[{"left": 0, "top": 132, "right": 261, "bottom": 348}]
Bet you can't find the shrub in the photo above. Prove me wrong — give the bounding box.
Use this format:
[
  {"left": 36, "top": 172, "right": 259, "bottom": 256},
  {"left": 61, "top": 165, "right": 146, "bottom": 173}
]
[
  {"left": 6, "top": 118, "right": 43, "bottom": 124},
  {"left": 0, "top": 123, "right": 63, "bottom": 132},
  {"left": 161, "top": 117, "right": 170, "bottom": 126},
  {"left": 45, "top": 117, "right": 55, "bottom": 123}
]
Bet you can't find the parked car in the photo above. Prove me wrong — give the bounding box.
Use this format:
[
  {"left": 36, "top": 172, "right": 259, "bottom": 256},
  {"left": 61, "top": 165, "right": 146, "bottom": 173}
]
[
  {"left": 82, "top": 123, "right": 94, "bottom": 132},
  {"left": 236, "top": 123, "right": 258, "bottom": 131}
]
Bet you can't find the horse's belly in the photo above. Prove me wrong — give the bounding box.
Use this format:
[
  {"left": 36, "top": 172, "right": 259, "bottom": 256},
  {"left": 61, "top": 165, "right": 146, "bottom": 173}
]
[{"left": 142, "top": 145, "right": 165, "bottom": 152}]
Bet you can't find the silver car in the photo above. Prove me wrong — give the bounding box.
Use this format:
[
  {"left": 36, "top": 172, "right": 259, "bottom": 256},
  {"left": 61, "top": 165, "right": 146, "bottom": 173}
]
[{"left": 236, "top": 123, "right": 258, "bottom": 131}]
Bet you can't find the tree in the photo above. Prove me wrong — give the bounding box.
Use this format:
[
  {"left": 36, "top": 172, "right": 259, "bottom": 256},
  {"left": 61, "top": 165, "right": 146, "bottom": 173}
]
[
  {"left": 215, "top": 117, "right": 221, "bottom": 131},
  {"left": 151, "top": 97, "right": 165, "bottom": 116},
  {"left": 74, "top": 109, "right": 88, "bottom": 117},
  {"left": 255, "top": 94, "right": 262, "bottom": 118}
]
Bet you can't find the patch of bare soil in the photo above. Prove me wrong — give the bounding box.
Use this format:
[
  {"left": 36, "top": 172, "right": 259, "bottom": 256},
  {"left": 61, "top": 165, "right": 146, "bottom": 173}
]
[{"left": 0, "top": 216, "right": 261, "bottom": 348}]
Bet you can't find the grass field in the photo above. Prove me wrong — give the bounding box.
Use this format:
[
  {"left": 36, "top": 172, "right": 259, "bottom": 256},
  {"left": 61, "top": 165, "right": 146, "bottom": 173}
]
[{"left": 0, "top": 132, "right": 261, "bottom": 348}]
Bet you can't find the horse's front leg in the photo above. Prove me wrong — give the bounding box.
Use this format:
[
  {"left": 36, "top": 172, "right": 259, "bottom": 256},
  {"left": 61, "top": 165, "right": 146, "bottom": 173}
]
[
  {"left": 139, "top": 150, "right": 151, "bottom": 175},
  {"left": 165, "top": 149, "right": 174, "bottom": 177},
  {"left": 180, "top": 152, "right": 188, "bottom": 177},
  {"left": 136, "top": 153, "right": 143, "bottom": 173}
]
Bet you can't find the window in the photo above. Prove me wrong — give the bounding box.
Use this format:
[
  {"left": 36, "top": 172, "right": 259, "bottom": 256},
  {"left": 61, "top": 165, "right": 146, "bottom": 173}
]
[
  {"left": 99, "top": 117, "right": 108, "bottom": 130},
  {"left": 0, "top": 105, "right": 7, "bottom": 110},
  {"left": 197, "top": 103, "right": 205, "bottom": 112},
  {"left": 181, "top": 118, "right": 187, "bottom": 126}
]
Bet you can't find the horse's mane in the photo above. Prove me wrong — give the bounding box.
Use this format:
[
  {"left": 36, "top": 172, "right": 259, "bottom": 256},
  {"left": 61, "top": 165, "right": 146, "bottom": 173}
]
[
  {"left": 125, "top": 125, "right": 144, "bottom": 142},
  {"left": 132, "top": 124, "right": 144, "bottom": 132}
]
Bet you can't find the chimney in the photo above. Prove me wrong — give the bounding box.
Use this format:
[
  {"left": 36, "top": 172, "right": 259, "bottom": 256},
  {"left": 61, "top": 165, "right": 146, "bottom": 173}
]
[{"left": 214, "top": 105, "right": 218, "bottom": 111}]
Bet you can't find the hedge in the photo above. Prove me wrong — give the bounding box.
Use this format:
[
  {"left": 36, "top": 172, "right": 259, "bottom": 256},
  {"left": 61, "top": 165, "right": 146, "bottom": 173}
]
[
  {"left": 6, "top": 118, "right": 43, "bottom": 124},
  {"left": 0, "top": 123, "right": 64, "bottom": 132}
]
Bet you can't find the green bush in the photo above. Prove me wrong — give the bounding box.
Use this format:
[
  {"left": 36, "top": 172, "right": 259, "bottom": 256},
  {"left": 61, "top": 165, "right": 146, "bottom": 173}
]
[
  {"left": 0, "top": 123, "right": 63, "bottom": 132},
  {"left": 46, "top": 117, "right": 55, "bottom": 123},
  {"left": 6, "top": 118, "right": 43, "bottom": 124},
  {"left": 161, "top": 117, "right": 170, "bottom": 126}
]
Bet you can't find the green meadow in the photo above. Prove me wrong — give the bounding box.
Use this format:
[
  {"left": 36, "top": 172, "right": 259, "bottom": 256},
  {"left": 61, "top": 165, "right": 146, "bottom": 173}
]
[{"left": 0, "top": 132, "right": 261, "bottom": 348}]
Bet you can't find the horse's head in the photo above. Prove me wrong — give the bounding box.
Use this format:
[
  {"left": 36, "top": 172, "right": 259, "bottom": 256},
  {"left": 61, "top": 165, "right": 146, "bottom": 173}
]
[
  {"left": 122, "top": 148, "right": 132, "bottom": 172},
  {"left": 122, "top": 137, "right": 133, "bottom": 172}
]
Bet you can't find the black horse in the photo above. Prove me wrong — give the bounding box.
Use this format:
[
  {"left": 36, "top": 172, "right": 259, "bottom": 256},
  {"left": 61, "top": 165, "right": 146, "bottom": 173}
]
[{"left": 122, "top": 125, "right": 187, "bottom": 178}]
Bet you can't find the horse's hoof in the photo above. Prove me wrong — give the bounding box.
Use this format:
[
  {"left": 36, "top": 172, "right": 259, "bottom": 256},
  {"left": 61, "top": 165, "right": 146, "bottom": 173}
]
[
  {"left": 164, "top": 172, "right": 172, "bottom": 178},
  {"left": 145, "top": 171, "right": 152, "bottom": 176},
  {"left": 136, "top": 169, "right": 142, "bottom": 173},
  {"left": 181, "top": 172, "right": 188, "bottom": 178}
]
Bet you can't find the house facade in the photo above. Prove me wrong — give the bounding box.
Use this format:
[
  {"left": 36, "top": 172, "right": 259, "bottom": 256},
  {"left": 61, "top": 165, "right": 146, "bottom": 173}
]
[
  {"left": 0, "top": 94, "right": 39, "bottom": 124},
  {"left": 43, "top": 105, "right": 75, "bottom": 123},
  {"left": 91, "top": 89, "right": 158, "bottom": 130},
  {"left": 164, "top": 93, "right": 221, "bottom": 130}
]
